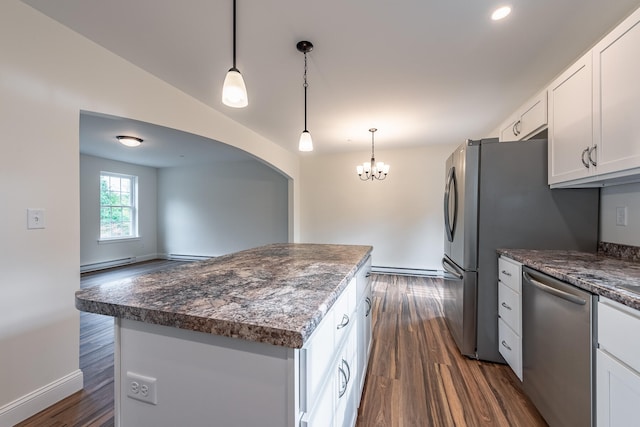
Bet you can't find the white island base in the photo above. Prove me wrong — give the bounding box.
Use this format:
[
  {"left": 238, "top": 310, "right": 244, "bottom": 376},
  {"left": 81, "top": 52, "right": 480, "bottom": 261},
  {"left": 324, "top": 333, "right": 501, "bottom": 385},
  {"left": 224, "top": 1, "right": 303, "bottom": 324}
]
[{"left": 113, "top": 256, "right": 372, "bottom": 427}]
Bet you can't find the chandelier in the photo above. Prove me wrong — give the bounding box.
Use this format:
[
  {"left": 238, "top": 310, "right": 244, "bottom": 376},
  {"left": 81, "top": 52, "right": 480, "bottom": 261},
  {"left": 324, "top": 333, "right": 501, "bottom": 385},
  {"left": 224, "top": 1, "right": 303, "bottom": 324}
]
[{"left": 357, "top": 128, "right": 390, "bottom": 181}]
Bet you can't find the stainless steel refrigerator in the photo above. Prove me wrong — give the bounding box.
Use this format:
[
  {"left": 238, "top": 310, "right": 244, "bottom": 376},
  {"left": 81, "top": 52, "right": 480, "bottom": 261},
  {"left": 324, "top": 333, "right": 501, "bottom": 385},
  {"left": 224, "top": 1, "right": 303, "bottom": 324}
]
[{"left": 441, "top": 138, "right": 599, "bottom": 362}]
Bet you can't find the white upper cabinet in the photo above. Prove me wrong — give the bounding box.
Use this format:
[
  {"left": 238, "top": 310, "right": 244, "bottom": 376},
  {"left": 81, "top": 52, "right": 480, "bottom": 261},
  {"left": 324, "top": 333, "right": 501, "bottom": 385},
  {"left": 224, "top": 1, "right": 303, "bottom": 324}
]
[
  {"left": 593, "top": 7, "right": 640, "bottom": 176},
  {"left": 549, "top": 6, "right": 640, "bottom": 187},
  {"left": 548, "top": 51, "right": 595, "bottom": 185},
  {"left": 499, "top": 90, "right": 547, "bottom": 141}
]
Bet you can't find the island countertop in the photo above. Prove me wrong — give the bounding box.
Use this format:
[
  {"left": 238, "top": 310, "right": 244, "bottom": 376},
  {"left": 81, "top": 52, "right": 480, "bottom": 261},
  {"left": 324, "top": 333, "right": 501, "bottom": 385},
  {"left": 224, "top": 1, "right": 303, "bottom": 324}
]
[
  {"left": 497, "top": 248, "right": 640, "bottom": 310},
  {"left": 75, "top": 243, "right": 372, "bottom": 348}
]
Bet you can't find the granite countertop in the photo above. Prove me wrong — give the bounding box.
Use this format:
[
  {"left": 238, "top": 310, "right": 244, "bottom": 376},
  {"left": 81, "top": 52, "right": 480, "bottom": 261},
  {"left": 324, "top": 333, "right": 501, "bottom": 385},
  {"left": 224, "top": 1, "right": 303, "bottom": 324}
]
[
  {"left": 75, "top": 243, "right": 373, "bottom": 348},
  {"left": 497, "top": 248, "right": 640, "bottom": 310}
]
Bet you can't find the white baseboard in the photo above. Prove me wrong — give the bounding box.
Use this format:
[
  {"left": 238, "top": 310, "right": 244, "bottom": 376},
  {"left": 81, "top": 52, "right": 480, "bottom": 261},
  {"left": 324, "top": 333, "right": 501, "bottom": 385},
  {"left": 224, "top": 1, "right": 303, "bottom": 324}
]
[
  {"left": 165, "top": 253, "right": 214, "bottom": 262},
  {"left": 80, "top": 253, "right": 159, "bottom": 273},
  {"left": 0, "top": 369, "right": 83, "bottom": 426}
]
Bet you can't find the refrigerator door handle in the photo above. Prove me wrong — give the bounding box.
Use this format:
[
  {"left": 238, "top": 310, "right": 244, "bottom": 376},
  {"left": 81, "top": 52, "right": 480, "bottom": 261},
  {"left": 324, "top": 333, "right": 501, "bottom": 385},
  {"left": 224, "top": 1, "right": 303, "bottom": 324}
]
[
  {"left": 444, "top": 166, "right": 457, "bottom": 242},
  {"left": 442, "top": 257, "right": 463, "bottom": 280}
]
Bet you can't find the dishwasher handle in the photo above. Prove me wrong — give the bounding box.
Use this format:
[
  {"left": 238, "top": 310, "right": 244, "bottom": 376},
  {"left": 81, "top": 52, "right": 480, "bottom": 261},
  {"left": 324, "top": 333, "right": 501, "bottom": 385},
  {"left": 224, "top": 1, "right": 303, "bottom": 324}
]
[{"left": 522, "top": 271, "right": 586, "bottom": 306}]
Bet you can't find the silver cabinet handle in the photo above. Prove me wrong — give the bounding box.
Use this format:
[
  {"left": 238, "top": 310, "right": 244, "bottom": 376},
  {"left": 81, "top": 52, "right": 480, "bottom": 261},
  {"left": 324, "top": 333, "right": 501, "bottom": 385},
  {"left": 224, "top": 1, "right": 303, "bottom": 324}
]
[
  {"left": 581, "top": 147, "right": 590, "bottom": 168},
  {"left": 588, "top": 145, "right": 597, "bottom": 167},
  {"left": 338, "top": 365, "right": 348, "bottom": 398},
  {"left": 342, "top": 359, "right": 351, "bottom": 384},
  {"left": 501, "top": 270, "right": 512, "bottom": 277},
  {"left": 501, "top": 302, "right": 512, "bottom": 310},
  {"left": 365, "top": 272, "right": 371, "bottom": 278},
  {"left": 365, "top": 297, "right": 372, "bottom": 317},
  {"left": 338, "top": 359, "right": 351, "bottom": 398},
  {"left": 336, "top": 314, "right": 350, "bottom": 330},
  {"left": 501, "top": 340, "right": 512, "bottom": 351}
]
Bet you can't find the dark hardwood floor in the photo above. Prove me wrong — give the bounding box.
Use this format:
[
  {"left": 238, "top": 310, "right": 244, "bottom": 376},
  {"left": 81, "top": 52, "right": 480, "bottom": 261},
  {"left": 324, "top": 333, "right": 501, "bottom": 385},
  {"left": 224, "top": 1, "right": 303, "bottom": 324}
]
[{"left": 17, "top": 261, "right": 546, "bottom": 427}]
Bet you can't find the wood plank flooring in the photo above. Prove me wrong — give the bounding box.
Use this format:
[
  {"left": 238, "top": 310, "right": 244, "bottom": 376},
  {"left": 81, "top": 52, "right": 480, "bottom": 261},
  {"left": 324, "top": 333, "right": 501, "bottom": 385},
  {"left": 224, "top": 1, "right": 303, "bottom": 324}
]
[{"left": 16, "top": 262, "right": 546, "bottom": 427}]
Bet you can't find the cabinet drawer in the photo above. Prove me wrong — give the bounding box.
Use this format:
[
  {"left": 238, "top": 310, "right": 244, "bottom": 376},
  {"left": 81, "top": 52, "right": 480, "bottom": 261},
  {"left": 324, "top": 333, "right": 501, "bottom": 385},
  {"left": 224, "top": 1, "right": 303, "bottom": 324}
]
[
  {"left": 498, "top": 257, "right": 521, "bottom": 292},
  {"left": 334, "top": 278, "right": 357, "bottom": 347},
  {"left": 301, "top": 370, "right": 335, "bottom": 427},
  {"left": 356, "top": 256, "right": 371, "bottom": 301},
  {"left": 498, "top": 282, "right": 521, "bottom": 334},
  {"left": 599, "top": 299, "right": 640, "bottom": 373},
  {"left": 498, "top": 318, "right": 522, "bottom": 380}
]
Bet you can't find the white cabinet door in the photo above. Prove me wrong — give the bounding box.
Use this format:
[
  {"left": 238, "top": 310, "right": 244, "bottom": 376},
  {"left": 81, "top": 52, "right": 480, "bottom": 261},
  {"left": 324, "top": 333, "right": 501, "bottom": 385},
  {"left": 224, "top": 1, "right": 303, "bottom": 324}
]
[
  {"left": 597, "top": 349, "right": 640, "bottom": 427},
  {"left": 593, "top": 7, "right": 640, "bottom": 176},
  {"left": 499, "top": 91, "right": 547, "bottom": 142},
  {"left": 519, "top": 92, "right": 547, "bottom": 139},
  {"left": 500, "top": 119, "right": 519, "bottom": 141},
  {"left": 548, "top": 51, "right": 595, "bottom": 185}
]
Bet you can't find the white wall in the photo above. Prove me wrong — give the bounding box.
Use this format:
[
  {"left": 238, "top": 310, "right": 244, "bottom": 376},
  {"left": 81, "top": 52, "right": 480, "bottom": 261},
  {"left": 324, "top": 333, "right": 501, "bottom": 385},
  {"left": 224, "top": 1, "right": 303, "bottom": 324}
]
[
  {"left": 300, "top": 143, "right": 458, "bottom": 271},
  {"left": 158, "top": 161, "right": 289, "bottom": 257},
  {"left": 0, "top": 2, "right": 299, "bottom": 423},
  {"left": 600, "top": 182, "right": 640, "bottom": 246},
  {"left": 80, "top": 155, "right": 159, "bottom": 267}
]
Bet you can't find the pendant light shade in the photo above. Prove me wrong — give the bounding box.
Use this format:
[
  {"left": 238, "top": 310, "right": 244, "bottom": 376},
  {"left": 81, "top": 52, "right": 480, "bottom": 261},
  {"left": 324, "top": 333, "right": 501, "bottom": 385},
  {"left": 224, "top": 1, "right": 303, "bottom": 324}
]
[
  {"left": 297, "top": 41, "right": 314, "bottom": 152},
  {"left": 222, "top": 0, "right": 248, "bottom": 108},
  {"left": 222, "top": 68, "right": 248, "bottom": 108},
  {"left": 299, "top": 130, "right": 313, "bottom": 152}
]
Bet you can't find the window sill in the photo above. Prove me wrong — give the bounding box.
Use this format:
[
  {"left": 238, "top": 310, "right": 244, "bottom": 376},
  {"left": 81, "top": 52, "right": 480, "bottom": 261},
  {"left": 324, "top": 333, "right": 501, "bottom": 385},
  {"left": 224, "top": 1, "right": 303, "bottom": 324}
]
[{"left": 98, "top": 237, "right": 141, "bottom": 245}]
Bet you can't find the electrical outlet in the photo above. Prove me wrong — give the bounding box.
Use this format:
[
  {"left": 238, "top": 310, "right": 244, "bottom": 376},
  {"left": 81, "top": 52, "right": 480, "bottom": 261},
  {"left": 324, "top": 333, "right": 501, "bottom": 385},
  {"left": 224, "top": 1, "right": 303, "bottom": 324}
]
[
  {"left": 27, "top": 208, "right": 45, "bottom": 229},
  {"left": 126, "top": 372, "right": 157, "bottom": 404},
  {"left": 616, "top": 206, "right": 628, "bottom": 226}
]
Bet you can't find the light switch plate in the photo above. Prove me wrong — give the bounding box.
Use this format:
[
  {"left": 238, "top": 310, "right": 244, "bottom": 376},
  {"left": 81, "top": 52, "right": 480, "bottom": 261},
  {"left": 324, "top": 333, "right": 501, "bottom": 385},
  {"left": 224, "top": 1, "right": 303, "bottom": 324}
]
[
  {"left": 616, "top": 206, "right": 628, "bottom": 226},
  {"left": 27, "top": 208, "right": 45, "bottom": 229}
]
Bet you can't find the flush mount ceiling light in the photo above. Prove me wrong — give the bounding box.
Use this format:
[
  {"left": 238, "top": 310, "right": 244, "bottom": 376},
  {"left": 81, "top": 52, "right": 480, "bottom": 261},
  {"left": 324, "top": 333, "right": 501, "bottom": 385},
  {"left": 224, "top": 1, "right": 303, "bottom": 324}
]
[
  {"left": 222, "top": 0, "right": 248, "bottom": 108},
  {"left": 116, "top": 136, "right": 143, "bottom": 147},
  {"left": 491, "top": 6, "right": 512, "bottom": 21},
  {"left": 297, "top": 40, "right": 314, "bottom": 152},
  {"left": 357, "top": 128, "right": 390, "bottom": 181}
]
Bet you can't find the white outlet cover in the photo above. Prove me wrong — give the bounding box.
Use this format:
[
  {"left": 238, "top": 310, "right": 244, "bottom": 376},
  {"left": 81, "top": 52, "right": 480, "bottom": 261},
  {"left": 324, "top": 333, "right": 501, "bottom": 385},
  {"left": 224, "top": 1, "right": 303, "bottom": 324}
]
[
  {"left": 616, "top": 206, "right": 628, "bottom": 226},
  {"left": 126, "top": 371, "right": 158, "bottom": 405},
  {"left": 27, "top": 208, "right": 45, "bottom": 229}
]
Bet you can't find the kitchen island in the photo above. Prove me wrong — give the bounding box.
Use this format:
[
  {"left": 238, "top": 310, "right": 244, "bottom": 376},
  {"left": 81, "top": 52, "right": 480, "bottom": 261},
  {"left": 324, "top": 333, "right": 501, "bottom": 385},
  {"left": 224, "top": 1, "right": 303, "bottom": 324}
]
[{"left": 76, "top": 243, "right": 373, "bottom": 427}]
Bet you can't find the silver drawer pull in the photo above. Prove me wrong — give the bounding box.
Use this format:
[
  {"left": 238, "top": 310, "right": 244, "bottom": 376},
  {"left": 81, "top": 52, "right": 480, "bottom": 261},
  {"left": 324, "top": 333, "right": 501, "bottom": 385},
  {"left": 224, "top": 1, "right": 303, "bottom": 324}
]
[
  {"left": 501, "top": 270, "right": 512, "bottom": 277},
  {"left": 338, "top": 366, "right": 348, "bottom": 398},
  {"left": 501, "top": 340, "right": 512, "bottom": 351},
  {"left": 501, "top": 302, "right": 512, "bottom": 311},
  {"left": 337, "top": 314, "right": 350, "bottom": 330},
  {"left": 365, "top": 297, "right": 372, "bottom": 317}
]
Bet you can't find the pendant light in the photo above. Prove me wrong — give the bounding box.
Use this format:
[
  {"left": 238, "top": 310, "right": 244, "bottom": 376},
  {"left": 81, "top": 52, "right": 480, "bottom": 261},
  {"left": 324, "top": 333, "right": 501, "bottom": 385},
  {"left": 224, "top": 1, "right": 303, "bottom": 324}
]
[
  {"left": 222, "top": 0, "right": 248, "bottom": 108},
  {"left": 297, "top": 41, "right": 314, "bottom": 152},
  {"left": 357, "top": 128, "right": 390, "bottom": 181}
]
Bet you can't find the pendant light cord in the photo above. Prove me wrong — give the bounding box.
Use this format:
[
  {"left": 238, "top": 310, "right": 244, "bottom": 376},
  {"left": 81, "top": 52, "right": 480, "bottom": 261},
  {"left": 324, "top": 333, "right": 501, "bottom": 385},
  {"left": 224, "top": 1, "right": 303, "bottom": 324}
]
[
  {"left": 303, "top": 52, "right": 308, "bottom": 131},
  {"left": 232, "top": 0, "right": 237, "bottom": 69}
]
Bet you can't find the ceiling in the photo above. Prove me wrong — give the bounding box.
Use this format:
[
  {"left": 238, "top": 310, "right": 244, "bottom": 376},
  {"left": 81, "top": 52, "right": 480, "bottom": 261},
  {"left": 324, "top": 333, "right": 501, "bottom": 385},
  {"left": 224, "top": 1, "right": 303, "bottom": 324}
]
[{"left": 23, "top": 0, "right": 640, "bottom": 158}]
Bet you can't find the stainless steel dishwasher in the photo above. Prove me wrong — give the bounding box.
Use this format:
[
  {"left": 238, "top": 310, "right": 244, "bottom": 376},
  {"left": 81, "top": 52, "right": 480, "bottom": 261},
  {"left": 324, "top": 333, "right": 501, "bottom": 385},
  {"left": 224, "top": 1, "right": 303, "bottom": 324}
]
[{"left": 522, "top": 266, "right": 596, "bottom": 427}]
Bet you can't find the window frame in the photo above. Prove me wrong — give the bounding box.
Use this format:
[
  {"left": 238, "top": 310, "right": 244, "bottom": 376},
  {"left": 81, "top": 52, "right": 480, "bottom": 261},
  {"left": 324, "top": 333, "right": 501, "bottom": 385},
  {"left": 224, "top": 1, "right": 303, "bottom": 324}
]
[{"left": 98, "top": 171, "right": 139, "bottom": 242}]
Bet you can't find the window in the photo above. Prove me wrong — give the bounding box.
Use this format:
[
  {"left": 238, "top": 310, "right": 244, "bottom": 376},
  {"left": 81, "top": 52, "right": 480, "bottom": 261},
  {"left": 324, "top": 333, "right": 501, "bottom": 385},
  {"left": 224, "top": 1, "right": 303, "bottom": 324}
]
[{"left": 100, "top": 172, "right": 138, "bottom": 240}]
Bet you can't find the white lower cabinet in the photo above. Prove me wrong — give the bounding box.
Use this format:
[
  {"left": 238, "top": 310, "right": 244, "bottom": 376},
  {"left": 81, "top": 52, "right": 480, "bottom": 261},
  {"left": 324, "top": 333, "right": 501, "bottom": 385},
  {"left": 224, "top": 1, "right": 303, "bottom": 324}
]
[
  {"left": 300, "top": 257, "right": 371, "bottom": 427},
  {"left": 597, "top": 349, "right": 640, "bottom": 427},
  {"left": 597, "top": 298, "right": 640, "bottom": 427},
  {"left": 497, "top": 256, "right": 522, "bottom": 380}
]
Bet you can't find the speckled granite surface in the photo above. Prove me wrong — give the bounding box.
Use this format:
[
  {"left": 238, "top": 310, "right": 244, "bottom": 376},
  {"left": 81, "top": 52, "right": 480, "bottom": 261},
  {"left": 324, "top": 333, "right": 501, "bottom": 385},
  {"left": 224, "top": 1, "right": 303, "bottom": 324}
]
[
  {"left": 76, "top": 243, "right": 372, "bottom": 348},
  {"left": 498, "top": 249, "right": 640, "bottom": 310},
  {"left": 598, "top": 241, "right": 640, "bottom": 262}
]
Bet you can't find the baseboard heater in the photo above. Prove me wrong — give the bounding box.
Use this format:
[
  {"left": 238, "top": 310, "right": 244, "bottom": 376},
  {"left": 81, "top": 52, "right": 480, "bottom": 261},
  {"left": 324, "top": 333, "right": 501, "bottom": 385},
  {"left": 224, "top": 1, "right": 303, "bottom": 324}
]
[
  {"left": 166, "top": 254, "right": 214, "bottom": 262},
  {"left": 80, "top": 257, "right": 136, "bottom": 273},
  {"left": 371, "top": 266, "right": 444, "bottom": 277}
]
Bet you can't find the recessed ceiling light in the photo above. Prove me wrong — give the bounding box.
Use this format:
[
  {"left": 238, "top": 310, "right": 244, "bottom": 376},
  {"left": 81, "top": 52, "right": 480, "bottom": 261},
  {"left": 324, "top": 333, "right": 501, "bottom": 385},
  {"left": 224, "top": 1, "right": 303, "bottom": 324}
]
[{"left": 491, "top": 6, "right": 511, "bottom": 21}]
